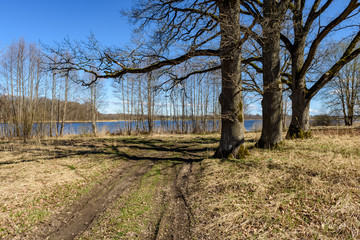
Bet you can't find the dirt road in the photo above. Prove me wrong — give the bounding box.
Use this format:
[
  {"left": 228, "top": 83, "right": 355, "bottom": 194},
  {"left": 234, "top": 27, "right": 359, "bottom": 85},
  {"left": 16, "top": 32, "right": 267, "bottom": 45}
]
[{"left": 19, "top": 136, "right": 210, "bottom": 240}]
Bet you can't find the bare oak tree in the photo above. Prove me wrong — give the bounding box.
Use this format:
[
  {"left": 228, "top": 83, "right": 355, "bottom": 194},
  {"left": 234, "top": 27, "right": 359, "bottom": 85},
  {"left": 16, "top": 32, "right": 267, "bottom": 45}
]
[
  {"left": 281, "top": 0, "right": 360, "bottom": 138},
  {"left": 246, "top": 0, "right": 290, "bottom": 148},
  {"left": 235, "top": 0, "right": 290, "bottom": 148},
  {"left": 46, "top": 0, "right": 256, "bottom": 158}
]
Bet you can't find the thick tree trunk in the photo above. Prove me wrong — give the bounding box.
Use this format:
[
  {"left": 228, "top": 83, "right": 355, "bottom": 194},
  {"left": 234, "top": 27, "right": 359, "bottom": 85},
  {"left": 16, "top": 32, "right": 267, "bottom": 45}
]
[
  {"left": 286, "top": 24, "right": 312, "bottom": 139},
  {"left": 214, "top": 0, "right": 246, "bottom": 159},
  {"left": 286, "top": 90, "right": 311, "bottom": 139},
  {"left": 256, "top": 0, "right": 285, "bottom": 148},
  {"left": 214, "top": 84, "right": 245, "bottom": 158},
  {"left": 257, "top": 90, "right": 283, "bottom": 148},
  {"left": 90, "top": 84, "right": 97, "bottom": 137},
  {"left": 147, "top": 73, "right": 153, "bottom": 134},
  {"left": 286, "top": 3, "right": 311, "bottom": 139}
]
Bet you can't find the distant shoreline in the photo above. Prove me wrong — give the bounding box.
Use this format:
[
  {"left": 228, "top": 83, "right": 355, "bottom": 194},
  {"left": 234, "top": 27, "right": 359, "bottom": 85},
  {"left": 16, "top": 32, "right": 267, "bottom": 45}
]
[
  {"left": 0, "top": 119, "right": 263, "bottom": 125},
  {"left": 32, "top": 119, "right": 263, "bottom": 123}
]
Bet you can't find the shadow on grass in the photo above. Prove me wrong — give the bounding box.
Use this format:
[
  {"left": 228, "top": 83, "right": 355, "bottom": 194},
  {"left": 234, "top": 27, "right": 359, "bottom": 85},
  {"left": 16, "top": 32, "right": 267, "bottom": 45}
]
[
  {"left": 0, "top": 135, "right": 215, "bottom": 165},
  {"left": 108, "top": 145, "right": 204, "bottom": 163},
  {"left": 113, "top": 136, "right": 217, "bottom": 159}
]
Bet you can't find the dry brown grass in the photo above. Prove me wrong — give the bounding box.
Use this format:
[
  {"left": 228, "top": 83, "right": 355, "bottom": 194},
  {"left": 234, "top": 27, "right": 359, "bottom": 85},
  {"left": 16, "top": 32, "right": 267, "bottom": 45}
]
[
  {"left": 0, "top": 137, "right": 122, "bottom": 238},
  {"left": 1, "top": 131, "right": 359, "bottom": 239},
  {"left": 189, "top": 131, "right": 360, "bottom": 239}
]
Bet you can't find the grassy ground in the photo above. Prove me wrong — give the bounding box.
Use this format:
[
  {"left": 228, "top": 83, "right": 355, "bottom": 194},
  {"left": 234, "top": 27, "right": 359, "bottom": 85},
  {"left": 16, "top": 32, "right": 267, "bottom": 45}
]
[
  {"left": 0, "top": 129, "right": 359, "bottom": 239},
  {"left": 0, "top": 136, "right": 122, "bottom": 238},
  {"left": 190, "top": 130, "right": 360, "bottom": 239}
]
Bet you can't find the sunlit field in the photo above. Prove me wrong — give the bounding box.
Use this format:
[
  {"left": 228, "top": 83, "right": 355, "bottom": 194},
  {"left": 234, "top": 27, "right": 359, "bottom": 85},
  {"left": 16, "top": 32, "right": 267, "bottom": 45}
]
[{"left": 0, "top": 128, "right": 359, "bottom": 239}]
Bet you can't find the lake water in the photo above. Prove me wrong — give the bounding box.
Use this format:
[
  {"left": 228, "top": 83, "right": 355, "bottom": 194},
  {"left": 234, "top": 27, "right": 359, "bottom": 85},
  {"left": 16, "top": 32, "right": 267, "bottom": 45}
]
[
  {"left": 0, "top": 120, "right": 262, "bottom": 137},
  {"left": 46, "top": 119, "right": 262, "bottom": 135}
]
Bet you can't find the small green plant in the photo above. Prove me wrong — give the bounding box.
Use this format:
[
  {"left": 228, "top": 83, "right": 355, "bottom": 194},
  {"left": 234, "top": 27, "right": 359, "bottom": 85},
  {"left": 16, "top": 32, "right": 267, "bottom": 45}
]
[
  {"left": 290, "top": 129, "right": 312, "bottom": 139},
  {"left": 66, "top": 165, "right": 76, "bottom": 170}
]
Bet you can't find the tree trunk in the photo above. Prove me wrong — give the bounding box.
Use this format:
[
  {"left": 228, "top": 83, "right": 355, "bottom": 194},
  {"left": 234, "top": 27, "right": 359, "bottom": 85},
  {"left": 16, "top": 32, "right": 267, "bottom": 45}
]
[
  {"left": 286, "top": 90, "right": 311, "bottom": 138},
  {"left": 50, "top": 72, "right": 56, "bottom": 137},
  {"left": 60, "top": 74, "right": 69, "bottom": 136},
  {"left": 90, "top": 84, "right": 97, "bottom": 136},
  {"left": 286, "top": 37, "right": 312, "bottom": 138},
  {"left": 214, "top": 0, "right": 246, "bottom": 159},
  {"left": 286, "top": 2, "right": 311, "bottom": 139},
  {"left": 147, "top": 72, "right": 153, "bottom": 134},
  {"left": 257, "top": 90, "right": 283, "bottom": 148},
  {"left": 256, "top": 0, "right": 286, "bottom": 148}
]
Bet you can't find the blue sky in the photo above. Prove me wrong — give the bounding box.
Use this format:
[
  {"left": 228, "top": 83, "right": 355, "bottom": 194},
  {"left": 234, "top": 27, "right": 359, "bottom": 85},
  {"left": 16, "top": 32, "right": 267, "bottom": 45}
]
[
  {"left": 0, "top": 0, "right": 353, "bottom": 115},
  {"left": 0, "top": 0, "right": 135, "bottom": 114},
  {"left": 0, "top": 0, "right": 133, "bottom": 47}
]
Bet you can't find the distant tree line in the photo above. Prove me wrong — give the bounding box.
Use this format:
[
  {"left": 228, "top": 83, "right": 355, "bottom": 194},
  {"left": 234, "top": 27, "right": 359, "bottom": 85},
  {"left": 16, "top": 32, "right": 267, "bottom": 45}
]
[
  {"left": 0, "top": 96, "right": 100, "bottom": 122},
  {"left": 111, "top": 70, "right": 223, "bottom": 134},
  {"left": 0, "top": 37, "right": 259, "bottom": 139},
  {"left": 0, "top": 39, "right": 103, "bottom": 140}
]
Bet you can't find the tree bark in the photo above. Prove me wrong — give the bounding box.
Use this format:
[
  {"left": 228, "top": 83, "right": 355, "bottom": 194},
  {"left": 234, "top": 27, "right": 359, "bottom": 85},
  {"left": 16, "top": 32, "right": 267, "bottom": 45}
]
[
  {"left": 256, "top": 0, "right": 287, "bottom": 148},
  {"left": 146, "top": 72, "right": 154, "bottom": 134},
  {"left": 286, "top": 42, "right": 312, "bottom": 138},
  {"left": 285, "top": 0, "right": 311, "bottom": 139},
  {"left": 90, "top": 84, "right": 97, "bottom": 136},
  {"left": 60, "top": 74, "right": 69, "bottom": 136},
  {"left": 214, "top": 0, "right": 246, "bottom": 159},
  {"left": 287, "top": 89, "right": 311, "bottom": 138}
]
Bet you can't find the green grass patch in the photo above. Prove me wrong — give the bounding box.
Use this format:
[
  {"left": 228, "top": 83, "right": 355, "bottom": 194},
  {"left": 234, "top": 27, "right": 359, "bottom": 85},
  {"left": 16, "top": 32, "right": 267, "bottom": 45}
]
[
  {"left": 81, "top": 163, "right": 166, "bottom": 239},
  {"left": 66, "top": 164, "right": 76, "bottom": 170},
  {"left": 109, "top": 164, "right": 162, "bottom": 237}
]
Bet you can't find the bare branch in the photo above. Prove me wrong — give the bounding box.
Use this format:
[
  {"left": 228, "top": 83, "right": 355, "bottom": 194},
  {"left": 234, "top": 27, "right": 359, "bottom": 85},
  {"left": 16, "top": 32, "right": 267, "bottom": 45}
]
[
  {"left": 299, "top": 0, "right": 360, "bottom": 80},
  {"left": 307, "top": 30, "right": 360, "bottom": 99}
]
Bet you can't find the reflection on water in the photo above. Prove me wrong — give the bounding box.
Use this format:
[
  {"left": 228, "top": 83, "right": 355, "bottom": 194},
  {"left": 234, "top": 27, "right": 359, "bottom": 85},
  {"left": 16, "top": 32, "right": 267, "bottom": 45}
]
[
  {"left": 0, "top": 120, "right": 262, "bottom": 137},
  {"left": 59, "top": 120, "right": 261, "bottom": 135}
]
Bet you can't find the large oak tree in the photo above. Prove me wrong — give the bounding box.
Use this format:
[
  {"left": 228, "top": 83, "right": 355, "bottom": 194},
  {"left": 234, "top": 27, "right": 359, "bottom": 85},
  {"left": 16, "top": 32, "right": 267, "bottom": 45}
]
[
  {"left": 47, "top": 0, "right": 258, "bottom": 158},
  {"left": 281, "top": 0, "right": 360, "bottom": 138}
]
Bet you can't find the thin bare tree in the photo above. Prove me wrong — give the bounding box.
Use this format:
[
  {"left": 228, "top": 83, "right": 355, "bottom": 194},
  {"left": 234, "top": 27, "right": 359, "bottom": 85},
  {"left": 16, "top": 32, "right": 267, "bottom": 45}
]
[{"left": 323, "top": 42, "right": 360, "bottom": 126}]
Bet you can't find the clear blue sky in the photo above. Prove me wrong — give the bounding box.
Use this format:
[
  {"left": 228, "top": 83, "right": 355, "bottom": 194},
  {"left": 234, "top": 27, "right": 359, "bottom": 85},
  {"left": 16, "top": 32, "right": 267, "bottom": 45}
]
[
  {"left": 0, "top": 0, "right": 354, "bottom": 115},
  {"left": 0, "top": 0, "right": 135, "bottom": 114},
  {"left": 0, "top": 0, "right": 133, "bottom": 47}
]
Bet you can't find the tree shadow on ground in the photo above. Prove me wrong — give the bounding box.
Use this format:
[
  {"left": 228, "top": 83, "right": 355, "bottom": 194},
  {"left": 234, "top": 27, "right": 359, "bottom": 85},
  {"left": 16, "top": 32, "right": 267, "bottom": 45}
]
[{"left": 0, "top": 135, "right": 215, "bottom": 165}]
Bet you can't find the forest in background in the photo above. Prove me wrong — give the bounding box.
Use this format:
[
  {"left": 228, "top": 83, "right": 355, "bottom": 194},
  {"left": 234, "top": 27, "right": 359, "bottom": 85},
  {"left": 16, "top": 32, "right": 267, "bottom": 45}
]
[
  {"left": 0, "top": 39, "right": 265, "bottom": 138},
  {"left": 0, "top": 37, "right": 358, "bottom": 139}
]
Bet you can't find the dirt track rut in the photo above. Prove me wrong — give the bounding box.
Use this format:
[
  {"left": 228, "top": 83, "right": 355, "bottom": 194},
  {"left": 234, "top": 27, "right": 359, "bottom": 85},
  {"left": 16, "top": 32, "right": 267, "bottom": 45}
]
[
  {"left": 154, "top": 162, "right": 193, "bottom": 240},
  {"left": 30, "top": 162, "right": 199, "bottom": 240},
  {"left": 19, "top": 135, "right": 209, "bottom": 240},
  {"left": 29, "top": 161, "right": 152, "bottom": 240}
]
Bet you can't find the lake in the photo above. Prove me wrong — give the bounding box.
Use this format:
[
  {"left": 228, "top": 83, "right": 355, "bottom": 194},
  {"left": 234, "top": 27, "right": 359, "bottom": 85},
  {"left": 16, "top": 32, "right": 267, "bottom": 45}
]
[
  {"left": 0, "top": 120, "right": 262, "bottom": 137},
  {"left": 53, "top": 119, "right": 262, "bottom": 135}
]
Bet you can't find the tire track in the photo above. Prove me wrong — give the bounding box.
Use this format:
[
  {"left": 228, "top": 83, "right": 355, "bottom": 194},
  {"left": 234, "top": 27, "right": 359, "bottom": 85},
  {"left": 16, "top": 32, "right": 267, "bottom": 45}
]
[
  {"left": 154, "top": 162, "right": 194, "bottom": 240},
  {"left": 35, "top": 160, "right": 154, "bottom": 240}
]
